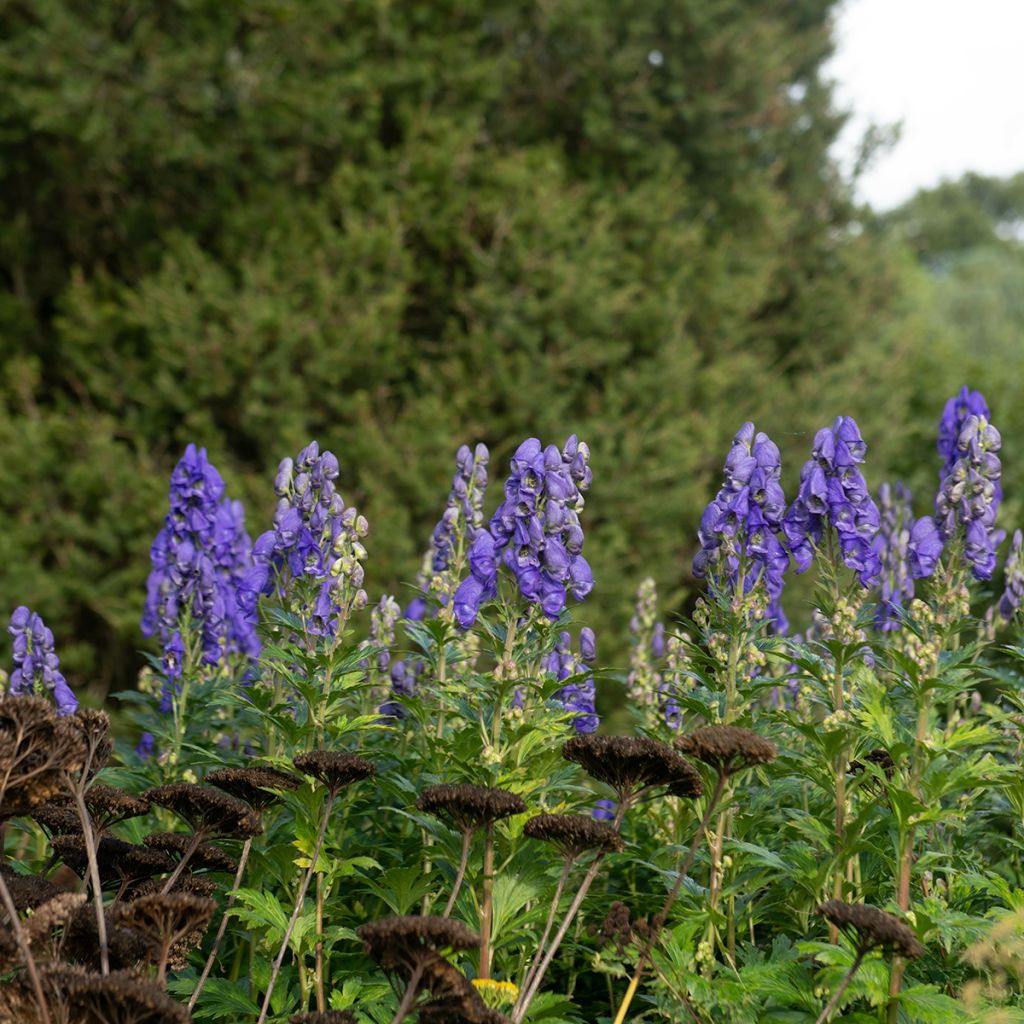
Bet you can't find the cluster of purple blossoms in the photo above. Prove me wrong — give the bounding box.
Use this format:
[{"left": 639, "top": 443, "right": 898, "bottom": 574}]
[
  {"left": 6, "top": 607, "right": 77, "bottom": 715},
  {"left": 694, "top": 422, "right": 789, "bottom": 631},
  {"left": 783, "top": 417, "right": 881, "bottom": 588},
  {"left": 142, "top": 445, "right": 259, "bottom": 685},
  {"left": 544, "top": 627, "right": 598, "bottom": 733},
  {"left": 246, "top": 442, "right": 369, "bottom": 635},
  {"left": 872, "top": 483, "right": 943, "bottom": 629},
  {"left": 453, "top": 436, "right": 594, "bottom": 629},
  {"left": 935, "top": 413, "right": 1003, "bottom": 579},
  {"left": 938, "top": 387, "right": 997, "bottom": 495},
  {"left": 993, "top": 529, "right": 1024, "bottom": 625},
  {"left": 626, "top": 577, "right": 681, "bottom": 729}
]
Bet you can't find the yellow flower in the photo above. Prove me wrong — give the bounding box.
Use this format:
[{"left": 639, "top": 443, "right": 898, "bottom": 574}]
[{"left": 471, "top": 979, "right": 519, "bottom": 1008}]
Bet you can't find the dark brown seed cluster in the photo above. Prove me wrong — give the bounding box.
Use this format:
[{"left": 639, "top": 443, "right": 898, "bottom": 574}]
[
  {"left": 206, "top": 764, "right": 301, "bottom": 810},
  {"left": 66, "top": 709, "right": 114, "bottom": 779},
  {"left": 29, "top": 800, "right": 83, "bottom": 837},
  {"left": 24, "top": 892, "right": 87, "bottom": 950},
  {"left": 589, "top": 900, "right": 650, "bottom": 954},
  {"left": 62, "top": 967, "right": 191, "bottom": 1023},
  {"left": 290, "top": 1013, "right": 359, "bottom": 1024},
  {"left": 358, "top": 915, "right": 481, "bottom": 972},
  {"left": 128, "top": 873, "right": 219, "bottom": 901},
  {"left": 523, "top": 813, "right": 625, "bottom": 858},
  {"left": 849, "top": 747, "right": 897, "bottom": 781},
  {"left": 52, "top": 834, "right": 176, "bottom": 889},
  {"left": 64, "top": 902, "right": 149, "bottom": 970},
  {"left": 675, "top": 726, "right": 777, "bottom": 775},
  {"left": 416, "top": 955, "right": 510, "bottom": 1024},
  {"left": 143, "top": 832, "right": 238, "bottom": 873},
  {"left": 115, "top": 892, "right": 216, "bottom": 953},
  {"left": 293, "top": 750, "right": 377, "bottom": 793},
  {"left": 0, "top": 695, "right": 86, "bottom": 809},
  {"left": 145, "top": 783, "right": 262, "bottom": 838},
  {"left": 416, "top": 784, "right": 527, "bottom": 834},
  {"left": 562, "top": 735, "right": 704, "bottom": 800},
  {"left": 0, "top": 865, "right": 62, "bottom": 911},
  {"left": 817, "top": 900, "right": 925, "bottom": 959},
  {"left": 85, "top": 784, "right": 150, "bottom": 830}
]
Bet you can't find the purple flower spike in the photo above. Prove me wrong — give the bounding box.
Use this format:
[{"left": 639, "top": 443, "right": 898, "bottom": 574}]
[
  {"left": 7, "top": 607, "right": 77, "bottom": 715},
  {"left": 544, "top": 629, "right": 599, "bottom": 733}
]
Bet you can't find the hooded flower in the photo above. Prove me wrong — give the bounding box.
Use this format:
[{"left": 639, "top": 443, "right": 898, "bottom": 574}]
[
  {"left": 453, "top": 436, "right": 593, "bottom": 628},
  {"left": 6, "top": 607, "right": 77, "bottom": 715},
  {"left": 782, "top": 416, "right": 881, "bottom": 587},
  {"left": 142, "top": 445, "right": 258, "bottom": 685},
  {"left": 938, "top": 387, "right": 995, "bottom": 491},
  {"left": 694, "top": 422, "right": 789, "bottom": 629},
  {"left": 935, "top": 412, "right": 1003, "bottom": 579},
  {"left": 543, "top": 628, "right": 598, "bottom": 733},
  {"left": 245, "top": 442, "right": 368, "bottom": 636}
]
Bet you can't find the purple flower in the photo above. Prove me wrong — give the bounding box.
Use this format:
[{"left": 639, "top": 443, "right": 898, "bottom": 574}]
[
  {"left": 251, "top": 443, "right": 369, "bottom": 635},
  {"left": 935, "top": 413, "right": 1003, "bottom": 579},
  {"left": 994, "top": 529, "right": 1024, "bottom": 623},
  {"left": 453, "top": 435, "right": 593, "bottom": 628},
  {"left": 143, "top": 445, "right": 259, "bottom": 684},
  {"left": 7, "top": 607, "right": 77, "bottom": 715},
  {"left": 592, "top": 799, "right": 616, "bottom": 822},
  {"left": 694, "top": 422, "right": 789, "bottom": 630},
  {"left": 544, "top": 629, "right": 599, "bottom": 733},
  {"left": 938, "top": 387, "right": 993, "bottom": 487},
  {"left": 782, "top": 416, "right": 881, "bottom": 587}
]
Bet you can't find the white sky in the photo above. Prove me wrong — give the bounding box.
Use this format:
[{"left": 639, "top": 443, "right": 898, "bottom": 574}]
[{"left": 828, "top": 0, "right": 1024, "bottom": 210}]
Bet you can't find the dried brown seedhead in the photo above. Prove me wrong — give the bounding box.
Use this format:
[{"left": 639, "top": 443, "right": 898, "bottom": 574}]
[
  {"left": 145, "top": 783, "right": 263, "bottom": 839},
  {"left": 849, "top": 747, "right": 897, "bottom": 781},
  {"left": 416, "top": 784, "right": 527, "bottom": 834},
  {"left": 85, "top": 783, "right": 150, "bottom": 830},
  {"left": 24, "top": 892, "right": 87, "bottom": 946},
  {"left": 817, "top": 900, "right": 924, "bottom": 959},
  {"left": 523, "top": 813, "right": 624, "bottom": 858},
  {"left": 562, "top": 735, "right": 704, "bottom": 801},
  {"left": 358, "top": 915, "right": 480, "bottom": 973},
  {"left": 64, "top": 901, "right": 149, "bottom": 969},
  {"left": 29, "top": 800, "right": 83, "bottom": 837},
  {"left": 0, "top": 865, "right": 62, "bottom": 911},
  {"left": 128, "top": 873, "right": 219, "bottom": 901},
  {"left": 290, "top": 1013, "right": 359, "bottom": 1024},
  {"left": 589, "top": 900, "right": 650, "bottom": 954},
  {"left": 293, "top": 750, "right": 377, "bottom": 794},
  {"left": 62, "top": 967, "right": 191, "bottom": 1024},
  {"left": 206, "top": 764, "right": 302, "bottom": 810},
  {"left": 53, "top": 833, "right": 176, "bottom": 889},
  {"left": 144, "top": 832, "right": 238, "bottom": 873},
  {"left": 66, "top": 708, "right": 113, "bottom": 779},
  {"left": 675, "top": 726, "right": 777, "bottom": 776}
]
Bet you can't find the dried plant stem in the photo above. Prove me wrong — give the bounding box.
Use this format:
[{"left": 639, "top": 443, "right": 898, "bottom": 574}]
[
  {"left": 519, "top": 858, "right": 573, "bottom": 997},
  {"left": 815, "top": 950, "right": 865, "bottom": 1024},
  {"left": 315, "top": 872, "right": 326, "bottom": 1011},
  {"left": 0, "top": 870, "right": 51, "bottom": 1024},
  {"left": 188, "top": 836, "right": 253, "bottom": 1010},
  {"left": 257, "top": 793, "right": 336, "bottom": 1024},
  {"left": 68, "top": 781, "right": 110, "bottom": 975},
  {"left": 159, "top": 831, "right": 204, "bottom": 895},
  {"left": 479, "top": 821, "right": 495, "bottom": 980},
  {"left": 443, "top": 829, "right": 473, "bottom": 918},
  {"left": 390, "top": 959, "right": 426, "bottom": 1024},
  {"left": 611, "top": 771, "right": 729, "bottom": 1024}
]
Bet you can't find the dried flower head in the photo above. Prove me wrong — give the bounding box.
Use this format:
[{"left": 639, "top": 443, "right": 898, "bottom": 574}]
[
  {"left": 85, "top": 784, "right": 150, "bottom": 831},
  {"left": 0, "top": 865, "right": 61, "bottom": 911},
  {"left": 145, "top": 783, "right": 262, "bottom": 838},
  {"left": 143, "top": 832, "right": 238, "bottom": 873},
  {"left": 817, "top": 900, "right": 924, "bottom": 959},
  {"left": 29, "top": 799, "right": 85, "bottom": 837},
  {"left": 293, "top": 750, "right": 377, "bottom": 794},
  {"left": 128, "top": 873, "right": 219, "bottom": 901},
  {"left": 522, "top": 813, "right": 625, "bottom": 859},
  {"left": 63, "top": 967, "right": 191, "bottom": 1023},
  {"left": 358, "top": 915, "right": 480, "bottom": 973},
  {"left": 290, "top": 1014, "right": 358, "bottom": 1024},
  {"left": 562, "top": 735, "right": 704, "bottom": 802},
  {"left": 675, "top": 726, "right": 777, "bottom": 776},
  {"left": 52, "top": 833, "right": 176, "bottom": 890},
  {"left": 115, "top": 892, "right": 216, "bottom": 958},
  {"left": 416, "top": 953, "right": 504, "bottom": 1023},
  {"left": 416, "top": 784, "right": 527, "bottom": 834},
  {"left": 23, "top": 891, "right": 87, "bottom": 946},
  {"left": 589, "top": 900, "right": 650, "bottom": 954},
  {"left": 0, "top": 695, "right": 85, "bottom": 809},
  {"left": 849, "top": 747, "right": 896, "bottom": 781},
  {"left": 65, "top": 708, "right": 114, "bottom": 779},
  {"left": 64, "top": 901, "right": 149, "bottom": 969},
  {"left": 205, "top": 764, "right": 301, "bottom": 810}
]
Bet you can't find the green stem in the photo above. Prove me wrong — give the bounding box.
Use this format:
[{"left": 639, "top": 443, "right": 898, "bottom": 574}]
[{"left": 816, "top": 950, "right": 865, "bottom": 1024}]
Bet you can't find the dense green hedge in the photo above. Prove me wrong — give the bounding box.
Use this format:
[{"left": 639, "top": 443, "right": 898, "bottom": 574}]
[{"left": 0, "top": 0, "right": 997, "bottom": 693}]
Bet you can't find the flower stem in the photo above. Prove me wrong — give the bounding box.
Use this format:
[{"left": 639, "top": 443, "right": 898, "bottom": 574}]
[
  {"left": 815, "top": 950, "right": 865, "bottom": 1024},
  {"left": 479, "top": 821, "right": 495, "bottom": 980},
  {"left": 443, "top": 829, "right": 473, "bottom": 919},
  {"left": 611, "top": 771, "right": 728, "bottom": 1024},
  {"left": 68, "top": 780, "right": 109, "bottom": 975},
  {"left": 390, "top": 959, "right": 426, "bottom": 1024},
  {"left": 189, "top": 837, "right": 253, "bottom": 1009},
  {"left": 520, "top": 857, "right": 573, "bottom": 997},
  {"left": 257, "top": 793, "right": 336, "bottom": 1024},
  {"left": 160, "top": 831, "right": 204, "bottom": 896},
  {"left": 315, "top": 871, "right": 326, "bottom": 1011}
]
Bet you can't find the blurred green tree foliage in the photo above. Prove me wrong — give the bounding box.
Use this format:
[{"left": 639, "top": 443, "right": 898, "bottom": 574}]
[{"left": 0, "top": 0, "right": 941, "bottom": 692}]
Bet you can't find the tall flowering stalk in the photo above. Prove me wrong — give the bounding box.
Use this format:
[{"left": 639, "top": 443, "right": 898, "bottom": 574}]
[
  {"left": 543, "top": 628, "right": 598, "bottom": 733},
  {"left": 627, "top": 578, "right": 669, "bottom": 730},
  {"left": 453, "top": 436, "right": 593, "bottom": 629},
  {"left": 6, "top": 607, "right": 77, "bottom": 715},
  {"left": 986, "top": 529, "right": 1024, "bottom": 636}
]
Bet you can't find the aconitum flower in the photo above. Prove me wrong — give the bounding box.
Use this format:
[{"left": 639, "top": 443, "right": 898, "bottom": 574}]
[
  {"left": 7, "top": 607, "right": 77, "bottom": 715},
  {"left": 142, "top": 445, "right": 258, "bottom": 679},
  {"left": 544, "top": 628, "right": 598, "bottom": 733},
  {"left": 938, "top": 387, "right": 994, "bottom": 491},
  {"left": 873, "top": 482, "right": 914, "bottom": 628},
  {"left": 989, "top": 529, "right": 1024, "bottom": 629},
  {"left": 694, "top": 422, "right": 789, "bottom": 630},
  {"left": 246, "top": 442, "right": 369, "bottom": 635},
  {"left": 453, "top": 436, "right": 593, "bottom": 628},
  {"left": 782, "top": 416, "right": 881, "bottom": 587},
  {"left": 935, "top": 413, "right": 1003, "bottom": 579}
]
